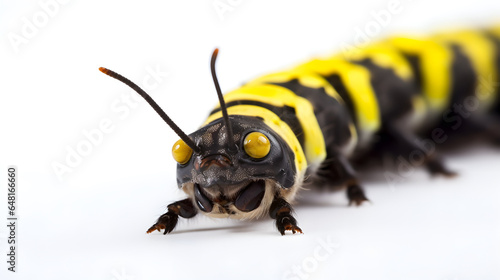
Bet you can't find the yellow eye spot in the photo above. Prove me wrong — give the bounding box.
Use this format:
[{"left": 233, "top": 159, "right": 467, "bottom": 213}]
[
  {"left": 243, "top": 132, "right": 271, "bottom": 159},
  {"left": 172, "top": 139, "right": 193, "bottom": 164}
]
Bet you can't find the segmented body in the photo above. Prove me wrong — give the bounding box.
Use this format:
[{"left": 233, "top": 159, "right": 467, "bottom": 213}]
[
  {"left": 102, "top": 27, "right": 500, "bottom": 235},
  {"left": 204, "top": 28, "right": 500, "bottom": 195}
]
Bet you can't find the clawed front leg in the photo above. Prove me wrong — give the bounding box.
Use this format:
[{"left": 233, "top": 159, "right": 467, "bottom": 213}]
[
  {"left": 147, "top": 212, "right": 179, "bottom": 234},
  {"left": 269, "top": 196, "right": 303, "bottom": 235},
  {"left": 146, "top": 198, "right": 197, "bottom": 235}
]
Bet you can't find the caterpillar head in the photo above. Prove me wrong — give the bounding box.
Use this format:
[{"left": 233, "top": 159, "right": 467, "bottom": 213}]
[
  {"left": 173, "top": 115, "right": 297, "bottom": 219},
  {"left": 99, "top": 49, "right": 299, "bottom": 220}
]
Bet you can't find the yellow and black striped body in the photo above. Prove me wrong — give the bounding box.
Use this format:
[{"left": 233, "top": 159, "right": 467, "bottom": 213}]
[
  {"left": 138, "top": 27, "right": 500, "bottom": 235},
  {"left": 203, "top": 28, "right": 500, "bottom": 187}
]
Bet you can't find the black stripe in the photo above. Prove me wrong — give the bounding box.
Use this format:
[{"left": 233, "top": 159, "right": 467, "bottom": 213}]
[
  {"left": 484, "top": 30, "right": 500, "bottom": 111},
  {"left": 323, "top": 74, "right": 357, "bottom": 125},
  {"left": 210, "top": 100, "right": 305, "bottom": 147},
  {"left": 352, "top": 58, "right": 417, "bottom": 121},
  {"left": 448, "top": 44, "right": 477, "bottom": 106},
  {"left": 401, "top": 54, "right": 423, "bottom": 92},
  {"left": 273, "top": 79, "right": 355, "bottom": 150}
]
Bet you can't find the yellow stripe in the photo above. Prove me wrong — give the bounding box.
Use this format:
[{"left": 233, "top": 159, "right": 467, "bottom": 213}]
[
  {"left": 335, "top": 41, "right": 414, "bottom": 81},
  {"left": 222, "top": 85, "right": 327, "bottom": 166},
  {"left": 387, "top": 36, "right": 453, "bottom": 114},
  {"left": 296, "top": 58, "right": 381, "bottom": 143},
  {"left": 247, "top": 69, "right": 344, "bottom": 104},
  {"left": 434, "top": 30, "right": 499, "bottom": 110},
  {"left": 205, "top": 104, "right": 308, "bottom": 172}
]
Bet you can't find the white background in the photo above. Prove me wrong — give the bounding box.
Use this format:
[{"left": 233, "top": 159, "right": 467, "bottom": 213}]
[{"left": 1, "top": 0, "right": 500, "bottom": 279}]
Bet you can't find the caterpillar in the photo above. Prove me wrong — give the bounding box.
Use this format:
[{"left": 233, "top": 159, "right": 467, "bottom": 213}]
[{"left": 99, "top": 26, "right": 500, "bottom": 235}]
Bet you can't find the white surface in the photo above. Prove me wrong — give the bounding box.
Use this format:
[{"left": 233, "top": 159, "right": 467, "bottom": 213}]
[{"left": 1, "top": 0, "right": 500, "bottom": 279}]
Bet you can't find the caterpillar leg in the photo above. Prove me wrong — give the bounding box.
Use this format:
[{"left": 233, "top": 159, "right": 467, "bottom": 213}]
[
  {"left": 317, "top": 153, "right": 369, "bottom": 206},
  {"left": 146, "top": 198, "right": 197, "bottom": 235},
  {"left": 424, "top": 156, "right": 457, "bottom": 177},
  {"left": 382, "top": 123, "right": 456, "bottom": 177},
  {"left": 269, "top": 195, "right": 303, "bottom": 235},
  {"left": 346, "top": 182, "right": 369, "bottom": 206}
]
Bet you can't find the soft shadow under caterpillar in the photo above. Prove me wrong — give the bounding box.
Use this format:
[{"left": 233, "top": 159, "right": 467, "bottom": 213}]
[{"left": 99, "top": 27, "right": 500, "bottom": 235}]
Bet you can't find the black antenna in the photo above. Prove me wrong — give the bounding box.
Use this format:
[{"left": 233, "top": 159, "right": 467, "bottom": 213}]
[
  {"left": 210, "top": 48, "right": 235, "bottom": 151},
  {"left": 99, "top": 67, "right": 201, "bottom": 154}
]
